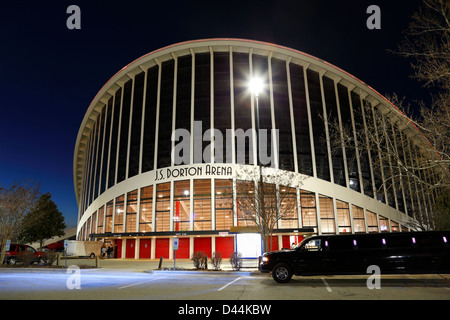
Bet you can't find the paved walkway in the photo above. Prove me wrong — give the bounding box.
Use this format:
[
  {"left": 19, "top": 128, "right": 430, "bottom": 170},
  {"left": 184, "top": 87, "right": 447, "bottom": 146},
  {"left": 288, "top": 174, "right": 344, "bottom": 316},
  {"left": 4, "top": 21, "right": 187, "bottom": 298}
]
[{"left": 0, "top": 257, "right": 261, "bottom": 274}]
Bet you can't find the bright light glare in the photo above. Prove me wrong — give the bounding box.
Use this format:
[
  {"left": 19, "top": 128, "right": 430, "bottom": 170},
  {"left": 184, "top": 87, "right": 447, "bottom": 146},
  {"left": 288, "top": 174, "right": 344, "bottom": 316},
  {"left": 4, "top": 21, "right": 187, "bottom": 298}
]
[
  {"left": 237, "top": 233, "right": 262, "bottom": 257},
  {"left": 249, "top": 77, "right": 263, "bottom": 96}
]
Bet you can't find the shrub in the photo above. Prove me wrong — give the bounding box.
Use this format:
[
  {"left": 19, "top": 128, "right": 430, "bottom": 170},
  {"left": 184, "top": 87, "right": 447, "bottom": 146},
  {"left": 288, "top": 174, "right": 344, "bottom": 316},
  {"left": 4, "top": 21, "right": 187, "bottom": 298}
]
[
  {"left": 42, "top": 250, "right": 58, "bottom": 266},
  {"left": 211, "top": 252, "right": 222, "bottom": 270},
  {"left": 230, "top": 251, "right": 243, "bottom": 271},
  {"left": 17, "top": 251, "right": 36, "bottom": 266},
  {"left": 191, "top": 251, "right": 208, "bottom": 270}
]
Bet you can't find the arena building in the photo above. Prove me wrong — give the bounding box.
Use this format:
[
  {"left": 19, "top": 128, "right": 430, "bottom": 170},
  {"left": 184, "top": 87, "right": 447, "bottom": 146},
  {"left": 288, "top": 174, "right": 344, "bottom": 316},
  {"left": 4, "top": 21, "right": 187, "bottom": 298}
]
[{"left": 73, "top": 39, "right": 444, "bottom": 260}]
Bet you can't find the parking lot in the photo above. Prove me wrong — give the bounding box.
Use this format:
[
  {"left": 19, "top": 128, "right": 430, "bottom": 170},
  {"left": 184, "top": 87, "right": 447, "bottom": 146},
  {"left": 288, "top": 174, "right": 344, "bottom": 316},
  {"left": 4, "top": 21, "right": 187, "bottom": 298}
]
[{"left": 0, "top": 259, "right": 449, "bottom": 301}]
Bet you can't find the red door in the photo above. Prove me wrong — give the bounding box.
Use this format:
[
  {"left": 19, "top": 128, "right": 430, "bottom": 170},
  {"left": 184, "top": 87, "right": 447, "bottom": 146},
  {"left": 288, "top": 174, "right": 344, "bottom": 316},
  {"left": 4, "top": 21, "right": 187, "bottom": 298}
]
[
  {"left": 282, "top": 236, "right": 291, "bottom": 249},
  {"left": 126, "top": 239, "right": 135, "bottom": 259},
  {"left": 215, "top": 237, "right": 234, "bottom": 259},
  {"left": 176, "top": 238, "right": 190, "bottom": 259},
  {"left": 139, "top": 239, "right": 151, "bottom": 259},
  {"left": 194, "top": 237, "right": 212, "bottom": 257},
  {"left": 114, "top": 239, "right": 122, "bottom": 258},
  {"left": 268, "top": 236, "right": 279, "bottom": 252},
  {"left": 155, "top": 238, "right": 170, "bottom": 259}
]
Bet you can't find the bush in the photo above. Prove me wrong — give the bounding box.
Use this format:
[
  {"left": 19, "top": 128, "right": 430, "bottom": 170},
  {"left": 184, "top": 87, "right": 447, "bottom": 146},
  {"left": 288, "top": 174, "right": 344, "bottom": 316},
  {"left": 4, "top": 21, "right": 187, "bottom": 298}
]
[
  {"left": 42, "top": 250, "right": 58, "bottom": 266},
  {"left": 191, "top": 251, "right": 208, "bottom": 270},
  {"left": 211, "top": 252, "right": 222, "bottom": 270},
  {"left": 230, "top": 251, "right": 243, "bottom": 271},
  {"left": 17, "top": 251, "right": 36, "bottom": 266}
]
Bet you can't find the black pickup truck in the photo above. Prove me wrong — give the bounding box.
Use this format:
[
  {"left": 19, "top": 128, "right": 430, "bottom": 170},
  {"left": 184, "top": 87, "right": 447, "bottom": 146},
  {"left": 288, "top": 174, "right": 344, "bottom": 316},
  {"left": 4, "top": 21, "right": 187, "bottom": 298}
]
[{"left": 260, "top": 231, "right": 450, "bottom": 283}]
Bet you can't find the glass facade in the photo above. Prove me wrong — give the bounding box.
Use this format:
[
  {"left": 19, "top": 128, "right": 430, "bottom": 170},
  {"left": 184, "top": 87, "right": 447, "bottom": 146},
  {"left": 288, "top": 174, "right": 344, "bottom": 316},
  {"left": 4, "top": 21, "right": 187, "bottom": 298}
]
[{"left": 75, "top": 40, "right": 444, "bottom": 254}]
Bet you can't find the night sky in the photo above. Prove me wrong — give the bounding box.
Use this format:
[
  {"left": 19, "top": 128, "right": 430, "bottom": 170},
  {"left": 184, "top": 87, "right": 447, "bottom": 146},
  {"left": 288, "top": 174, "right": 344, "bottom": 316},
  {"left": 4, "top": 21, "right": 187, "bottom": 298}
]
[{"left": 0, "top": 0, "right": 426, "bottom": 229}]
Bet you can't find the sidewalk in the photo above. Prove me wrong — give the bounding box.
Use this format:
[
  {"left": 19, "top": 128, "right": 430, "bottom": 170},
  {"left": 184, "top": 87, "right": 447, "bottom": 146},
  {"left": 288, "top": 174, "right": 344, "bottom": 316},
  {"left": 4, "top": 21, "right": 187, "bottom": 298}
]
[
  {"left": 0, "top": 258, "right": 263, "bottom": 275},
  {"left": 88, "top": 258, "right": 261, "bottom": 273}
]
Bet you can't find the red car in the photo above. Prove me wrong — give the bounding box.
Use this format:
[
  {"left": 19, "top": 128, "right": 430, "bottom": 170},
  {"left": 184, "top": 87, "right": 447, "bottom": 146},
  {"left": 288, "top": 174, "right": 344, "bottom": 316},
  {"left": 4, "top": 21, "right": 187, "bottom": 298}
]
[{"left": 4, "top": 244, "right": 46, "bottom": 265}]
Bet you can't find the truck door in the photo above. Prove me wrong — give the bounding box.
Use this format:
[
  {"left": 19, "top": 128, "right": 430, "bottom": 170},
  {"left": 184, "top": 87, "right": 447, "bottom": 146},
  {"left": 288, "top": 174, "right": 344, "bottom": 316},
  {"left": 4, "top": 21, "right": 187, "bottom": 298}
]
[{"left": 294, "top": 238, "right": 327, "bottom": 275}]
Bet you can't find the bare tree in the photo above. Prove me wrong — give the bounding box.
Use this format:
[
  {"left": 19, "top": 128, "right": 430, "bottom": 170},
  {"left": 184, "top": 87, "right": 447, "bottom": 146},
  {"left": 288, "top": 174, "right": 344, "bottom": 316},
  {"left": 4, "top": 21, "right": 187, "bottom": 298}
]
[
  {"left": 394, "top": 0, "right": 449, "bottom": 173},
  {"left": 327, "top": 0, "right": 450, "bottom": 230},
  {"left": 235, "top": 167, "right": 305, "bottom": 252},
  {"left": 0, "top": 180, "right": 40, "bottom": 266}
]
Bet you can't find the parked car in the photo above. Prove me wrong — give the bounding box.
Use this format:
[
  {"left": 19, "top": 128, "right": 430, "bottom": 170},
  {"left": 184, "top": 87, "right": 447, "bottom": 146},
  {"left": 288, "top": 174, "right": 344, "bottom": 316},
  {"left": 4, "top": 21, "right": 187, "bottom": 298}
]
[
  {"left": 4, "top": 244, "right": 46, "bottom": 266},
  {"left": 260, "top": 231, "right": 450, "bottom": 283}
]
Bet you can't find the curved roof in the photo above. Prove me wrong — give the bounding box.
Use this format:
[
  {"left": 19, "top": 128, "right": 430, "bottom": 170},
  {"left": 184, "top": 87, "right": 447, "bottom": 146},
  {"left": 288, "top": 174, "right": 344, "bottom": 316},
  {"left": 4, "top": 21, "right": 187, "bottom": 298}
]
[{"left": 73, "top": 38, "right": 430, "bottom": 204}]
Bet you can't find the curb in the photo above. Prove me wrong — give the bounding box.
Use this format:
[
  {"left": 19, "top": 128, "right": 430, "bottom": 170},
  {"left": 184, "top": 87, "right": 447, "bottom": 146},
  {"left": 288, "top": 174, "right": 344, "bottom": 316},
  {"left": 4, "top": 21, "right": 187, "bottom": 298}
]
[
  {"left": 0, "top": 267, "right": 102, "bottom": 274},
  {"left": 145, "top": 269, "right": 265, "bottom": 276}
]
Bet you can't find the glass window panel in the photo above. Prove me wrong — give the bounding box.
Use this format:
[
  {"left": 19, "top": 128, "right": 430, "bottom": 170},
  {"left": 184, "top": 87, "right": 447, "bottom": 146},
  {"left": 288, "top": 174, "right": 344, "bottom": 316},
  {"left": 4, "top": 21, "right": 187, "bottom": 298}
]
[
  {"left": 88, "top": 121, "right": 98, "bottom": 207},
  {"left": 319, "top": 195, "right": 335, "bottom": 234},
  {"left": 366, "top": 210, "right": 378, "bottom": 233},
  {"left": 155, "top": 182, "right": 170, "bottom": 231},
  {"left": 105, "top": 200, "right": 113, "bottom": 233},
  {"left": 126, "top": 190, "right": 138, "bottom": 233},
  {"left": 252, "top": 54, "right": 272, "bottom": 164},
  {"left": 272, "top": 58, "right": 294, "bottom": 171},
  {"left": 194, "top": 179, "right": 211, "bottom": 230},
  {"left": 174, "top": 180, "right": 191, "bottom": 231},
  {"left": 290, "top": 64, "right": 312, "bottom": 176},
  {"left": 83, "top": 129, "right": 94, "bottom": 212},
  {"left": 157, "top": 60, "right": 175, "bottom": 169},
  {"left": 280, "top": 186, "right": 298, "bottom": 228},
  {"left": 128, "top": 72, "right": 145, "bottom": 178},
  {"left": 100, "top": 98, "right": 112, "bottom": 194},
  {"left": 213, "top": 52, "right": 232, "bottom": 163},
  {"left": 97, "top": 205, "right": 104, "bottom": 234},
  {"left": 91, "top": 211, "right": 97, "bottom": 235},
  {"left": 174, "top": 55, "right": 192, "bottom": 165},
  {"left": 300, "top": 190, "right": 317, "bottom": 228},
  {"left": 139, "top": 186, "right": 153, "bottom": 232},
  {"left": 391, "top": 220, "right": 400, "bottom": 232},
  {"left": 194, "top": 53, "right": 211, "bottom": 164},
  {"left": 337, "top": 83, "right": 360, "bottom": 192},
  {"left": 323, "top": 76, "right": 346, "bottom": 186},
  {"left": 379, "top": 215, "right": 389, "bottom": 232},
  {"left": 307, "top": 70, "right": 330, "bottom": 181},
  {"left": 215, "top": 179, "right": 233, "bottom": 230},
  {"left": 108, "top": 88, "right": 122, "bottom": 188},
  {"left": 233, "top": 52, "right": 252, "bottom": 165},
  {"left": 94, "top": 107, "right": 106, "bottom": 200},
  {"left": 142, "top": 65, "right": 159, "bottom": 172},
  {"left": 352, "top": 205, "right": 366, "bottom": 233},
  {"left": 336, "top": 200, "right": 351, "bottom": 233},
  {"left": 236, "top": 180, "right": 256, "bottom": 227},
  {"left": 117, "top": 79, "right": 133, "bottom": 183},
  {"left": 352, "top": 93, "right": 373, "bottom": 197},
  {"left": 114, "top": 195, "right": 125, "bottom": 233}
]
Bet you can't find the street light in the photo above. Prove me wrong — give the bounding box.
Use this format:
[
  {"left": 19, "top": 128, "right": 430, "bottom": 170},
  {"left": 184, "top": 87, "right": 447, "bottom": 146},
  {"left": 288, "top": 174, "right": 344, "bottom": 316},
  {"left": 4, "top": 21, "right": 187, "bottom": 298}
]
[
  {"left": 249, "top": 77, "right": 264, "bottom": 98},
  {"left": 249, "top": 77, "right": 266, "bottom": 253},
  {"left": 248, "top": 76, "right": 264, "bottom": 166}
]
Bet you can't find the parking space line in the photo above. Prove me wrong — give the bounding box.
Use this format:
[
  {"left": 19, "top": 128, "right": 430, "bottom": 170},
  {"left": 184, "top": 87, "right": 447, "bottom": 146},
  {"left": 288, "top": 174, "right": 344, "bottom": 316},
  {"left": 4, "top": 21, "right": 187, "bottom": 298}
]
[
  {"left": 321, "top": 278, "right": 332, "bottom": 292},
  {"left": 118, "top": 276, "right": 164, "bottom": 289},
  {"left": 218, "top": 277, "right": 243, "bottom": 291}
]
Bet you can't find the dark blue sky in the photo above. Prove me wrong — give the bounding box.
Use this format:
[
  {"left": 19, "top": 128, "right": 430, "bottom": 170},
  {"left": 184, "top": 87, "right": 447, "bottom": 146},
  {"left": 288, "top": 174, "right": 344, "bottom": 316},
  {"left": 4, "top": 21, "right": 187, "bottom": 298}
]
[{"left": 0, "top": 0, "right": 425, "bottom": 229}]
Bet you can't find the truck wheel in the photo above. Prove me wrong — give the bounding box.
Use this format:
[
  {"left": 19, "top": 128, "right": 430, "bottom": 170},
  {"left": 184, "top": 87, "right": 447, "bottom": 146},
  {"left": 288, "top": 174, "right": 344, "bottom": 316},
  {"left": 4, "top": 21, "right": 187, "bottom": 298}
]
[
  {"left": 272, "top": 263, "right": 293, "bottom": 283},
  {"left": 8, "top": 258, "right": 17, "bottom": 266}
]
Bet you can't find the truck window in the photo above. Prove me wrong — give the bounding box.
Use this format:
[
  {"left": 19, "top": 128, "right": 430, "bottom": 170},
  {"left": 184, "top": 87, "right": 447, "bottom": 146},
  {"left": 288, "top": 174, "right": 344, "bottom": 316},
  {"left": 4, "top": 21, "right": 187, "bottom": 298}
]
[
  {"left": 357, "top": 236, "right": 383, "bottom": 250},
  {"left": 386, "top": 235, "right": 412, "bottom": 249},
  {"left": 416, "top": 234, "right": 445, "bottom": 248},
  {"left": 327, "top": 238, "right": 354, "bottom": 251},
  {"left": 303, "top": 239, "right": 322, "bottom": 251}
]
